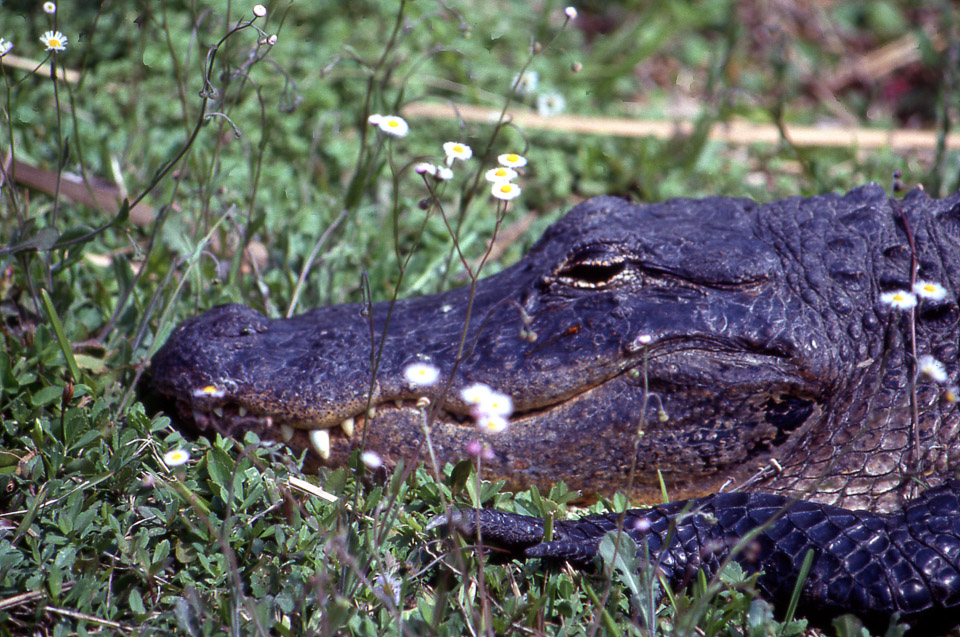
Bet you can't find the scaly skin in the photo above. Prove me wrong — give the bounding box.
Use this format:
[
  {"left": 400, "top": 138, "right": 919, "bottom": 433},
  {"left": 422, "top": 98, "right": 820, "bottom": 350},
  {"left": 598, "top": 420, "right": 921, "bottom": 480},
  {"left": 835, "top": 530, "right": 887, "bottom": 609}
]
[
  {"left": 150, "top": 185, "right": 960, "bottom": 631},
  {"left": 150, "top": 184, "right": 960, "bottom": 510},
  {"left": 433, "top": 480, "right": 960, "bottom": 634}
]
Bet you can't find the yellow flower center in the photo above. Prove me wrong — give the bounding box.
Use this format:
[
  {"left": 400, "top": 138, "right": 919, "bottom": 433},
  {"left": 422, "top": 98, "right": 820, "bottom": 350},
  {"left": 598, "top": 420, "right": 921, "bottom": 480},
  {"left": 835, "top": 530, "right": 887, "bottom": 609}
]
[
  {"left": 506, "top": 154, "right": 519, "bottom": 162},
  {"left": 453, "top": 145, "right": 463, "bottom": 153},
  {"left": 500, "top": 185, "right": 511, "bottom": 193},
  {"left": 201, "top": 385, "right": 219, "bottom": 394},
  {"left": 388, "top": 120, "right": 398, "bottom": 127}
]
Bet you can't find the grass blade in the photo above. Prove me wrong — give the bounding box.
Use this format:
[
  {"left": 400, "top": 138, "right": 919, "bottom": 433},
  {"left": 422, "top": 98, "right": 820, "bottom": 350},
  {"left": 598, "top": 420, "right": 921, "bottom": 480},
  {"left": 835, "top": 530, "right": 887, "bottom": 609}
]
[
  {"left": 40, "top": 289, "right": 82, "bottom": 382},
  {"left": 779, "top": 548, "right": 814, "bottom": 636}
]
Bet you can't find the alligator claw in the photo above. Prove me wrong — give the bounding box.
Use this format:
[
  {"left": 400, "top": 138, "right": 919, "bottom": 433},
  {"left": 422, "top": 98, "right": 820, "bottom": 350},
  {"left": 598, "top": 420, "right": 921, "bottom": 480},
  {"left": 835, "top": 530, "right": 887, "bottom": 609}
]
[{"left": 429, "top": 508, "right": 547, "bottom": 552}]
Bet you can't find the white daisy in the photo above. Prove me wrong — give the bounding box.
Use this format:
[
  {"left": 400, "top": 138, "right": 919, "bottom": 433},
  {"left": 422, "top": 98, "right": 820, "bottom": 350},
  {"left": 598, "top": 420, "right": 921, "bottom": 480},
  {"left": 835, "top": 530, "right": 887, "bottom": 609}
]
[
  {"left": 913, "top": 281, "right": 948, "bottom": 301},
  {"left": 880, "top": 290, "right": 917, "bottom": 310},
  {"left": 918, "top": 355, "right": 948, "bottom": 383},
  {"left": 442, "top": 142, "right": 473, "bottom": 163},
  {"left": 461, "top": 383, "right": 493, "bottom": 405},
  {"left": 476, "top": 414, "right": 509, "bottom": 434},
  {"left": 498, "top": 153, "right": 527, "bottom": 168},
  {"left": 491, "top": 181, "right": 521, "bottom": 201},
  {"left": 414, "top": 162, "right": 437, "bottom": 176},
  {"left": 484, "top": 166, "right": 518, "bottom": 183},
  {"left": 192, "top": 385, "right": 226, "bottom": 399},
  {"left": 378, "top": 115, "right": 409, "bottom": 137},
  {"left": 40, "top": 30, "right": 67, "bottom": 52},
  {"left": 361, "top": 451, "right": 383, "bottom": 469},
  {"left": 474, "top": 390, "right": 513, "bottom": 418},
  {"left": 403, "top": 362, "right": 440, "bottom": 387},
  {"left": 163, "top": 448, "right": 191, "bottom": 467}
]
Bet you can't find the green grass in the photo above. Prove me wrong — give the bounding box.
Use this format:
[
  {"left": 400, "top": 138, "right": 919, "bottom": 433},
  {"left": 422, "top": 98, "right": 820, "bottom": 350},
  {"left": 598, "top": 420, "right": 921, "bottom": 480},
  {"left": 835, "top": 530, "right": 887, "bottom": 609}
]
[{"left": 0, "top": 1, "right": 957, "bottom": 634}]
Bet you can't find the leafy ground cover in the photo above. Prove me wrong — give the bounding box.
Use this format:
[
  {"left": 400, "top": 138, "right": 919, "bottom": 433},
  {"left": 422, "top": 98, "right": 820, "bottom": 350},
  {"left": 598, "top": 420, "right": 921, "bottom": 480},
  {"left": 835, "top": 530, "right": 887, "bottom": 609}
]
[{"left": 0, "top": 1, "right": 957, "bottom": 634}]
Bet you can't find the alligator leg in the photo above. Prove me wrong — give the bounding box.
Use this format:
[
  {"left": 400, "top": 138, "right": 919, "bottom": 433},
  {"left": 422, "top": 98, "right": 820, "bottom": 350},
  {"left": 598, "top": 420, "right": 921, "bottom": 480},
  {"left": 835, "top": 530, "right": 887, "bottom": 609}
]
[{"left": 434, "top": 480, "right": 960, "bottom": 634}]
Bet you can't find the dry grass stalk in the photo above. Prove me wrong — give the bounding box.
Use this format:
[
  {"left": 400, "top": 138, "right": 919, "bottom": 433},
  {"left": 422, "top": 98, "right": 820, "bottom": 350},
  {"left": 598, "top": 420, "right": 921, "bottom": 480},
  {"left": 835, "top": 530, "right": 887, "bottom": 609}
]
[{"left": 403, "top": 102, "right": 960, "bottom": 151}]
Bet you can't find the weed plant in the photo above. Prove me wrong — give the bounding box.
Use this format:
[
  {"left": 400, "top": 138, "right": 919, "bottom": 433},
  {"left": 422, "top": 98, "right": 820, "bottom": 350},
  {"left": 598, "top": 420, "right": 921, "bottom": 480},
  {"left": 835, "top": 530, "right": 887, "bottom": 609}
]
[{"left": 0, "top": 1, "right": 957, "bottom": 635}]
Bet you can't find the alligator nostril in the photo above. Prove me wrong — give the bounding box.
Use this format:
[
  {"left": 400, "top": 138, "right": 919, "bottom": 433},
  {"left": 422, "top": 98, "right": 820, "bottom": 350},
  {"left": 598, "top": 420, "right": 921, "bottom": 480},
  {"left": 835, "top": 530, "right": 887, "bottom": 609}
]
[{"left": 204, "top": 304, "right": 269, "bottom": 337}]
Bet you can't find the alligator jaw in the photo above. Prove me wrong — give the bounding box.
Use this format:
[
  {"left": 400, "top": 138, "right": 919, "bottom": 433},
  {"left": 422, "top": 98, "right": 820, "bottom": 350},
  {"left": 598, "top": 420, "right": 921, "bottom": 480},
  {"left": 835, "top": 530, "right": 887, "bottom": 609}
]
[{"left": 157, "top": 318, "right": 819, "bottom": 502}]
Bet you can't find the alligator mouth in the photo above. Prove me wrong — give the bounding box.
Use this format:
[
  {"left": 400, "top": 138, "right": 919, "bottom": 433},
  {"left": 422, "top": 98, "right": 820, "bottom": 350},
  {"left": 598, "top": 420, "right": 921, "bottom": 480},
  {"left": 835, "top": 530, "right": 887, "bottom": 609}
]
[
  {"left": 173, "top": 335, "right": 798, "bottom": 465},
  {"left": 177, "top": 388, "right": 579, "bottom": 460}
]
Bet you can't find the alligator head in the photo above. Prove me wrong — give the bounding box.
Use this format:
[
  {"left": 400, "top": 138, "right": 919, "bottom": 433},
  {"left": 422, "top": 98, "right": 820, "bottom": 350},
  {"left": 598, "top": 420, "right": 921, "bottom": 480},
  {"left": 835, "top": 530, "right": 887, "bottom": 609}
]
[{"left": 150, "top": 186, "right": 960, "bottom": 503}]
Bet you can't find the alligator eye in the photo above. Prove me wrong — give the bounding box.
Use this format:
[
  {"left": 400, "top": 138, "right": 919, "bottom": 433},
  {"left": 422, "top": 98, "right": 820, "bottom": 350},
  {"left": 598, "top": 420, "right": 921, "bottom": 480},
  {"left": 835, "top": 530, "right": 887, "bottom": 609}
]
[
  {"left": 557, "top": 261, "right": 627, "bottom": 288},
  {"left": 554, "top": 243, "right": 631, "bottom": 289}
]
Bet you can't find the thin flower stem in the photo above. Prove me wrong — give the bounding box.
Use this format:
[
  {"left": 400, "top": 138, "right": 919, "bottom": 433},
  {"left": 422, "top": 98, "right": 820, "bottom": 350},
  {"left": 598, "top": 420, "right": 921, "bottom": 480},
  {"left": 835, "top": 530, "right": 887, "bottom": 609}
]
[
  {"left": 891, "top": 197, "right": 922, "bottom": 474},
  {"left": 589, "top": 346, "right": 651, "bottom": 637},
  {"left": 473, "top": 451, "right": 493, "bottom": 637},
  {"left": 437, "top": 21, "right": 570, "bottom": 290},
  {"left": 0, "top": 65, "right": 24, "bottom": 225},
  {"left": 430, "top": 183, "right": 475, "bottom": 280},
  {"left": 285, "top": 209, "right": 348, "bottom": 318},
  {"left": 290, "top": 130, "right": 387, "bottom": 317},
  {"left": 49, "top": 56, "right": 64, "bottom": 226},
  {"left": 348, "top": 0, "right": 408, "bottom": 210}
]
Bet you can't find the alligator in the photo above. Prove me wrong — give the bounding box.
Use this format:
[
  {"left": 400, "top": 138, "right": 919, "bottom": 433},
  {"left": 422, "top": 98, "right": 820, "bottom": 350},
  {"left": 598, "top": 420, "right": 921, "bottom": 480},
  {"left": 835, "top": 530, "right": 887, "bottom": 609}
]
[{"left": 150, "top": 184, "right": 960, "bottom": 633}]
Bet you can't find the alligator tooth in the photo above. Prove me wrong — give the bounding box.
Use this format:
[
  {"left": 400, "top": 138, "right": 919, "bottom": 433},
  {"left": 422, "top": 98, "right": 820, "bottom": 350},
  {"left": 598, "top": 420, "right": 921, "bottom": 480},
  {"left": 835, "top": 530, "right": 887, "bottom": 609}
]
[
  {"left": 310, "top": 429, "right": 331, "bottom": 460},
  {"left": 280, "top": 424, "right": 295, "bottom": 442},
  {"left": 238, "top": 407, "right": 247, "bottom": 418},
  {"left": 394, "top": 399, "right": 403, "bottom": 409},
  {"left": 367, "top": 405, "right": 377, "bottom": 419},
  {"left": 213, "top": 406, "right": 224, "bottom": 419},
  {"left": 341, "top": 417, "right": 355, "bottom": 437}
]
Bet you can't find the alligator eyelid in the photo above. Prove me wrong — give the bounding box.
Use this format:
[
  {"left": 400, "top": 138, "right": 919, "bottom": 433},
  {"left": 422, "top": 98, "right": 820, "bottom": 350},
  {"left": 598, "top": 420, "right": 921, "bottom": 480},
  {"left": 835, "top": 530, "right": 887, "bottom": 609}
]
[
  {"left": 554, "top": 260, "right": 631, "bottom": 288},
  {"left": 556, "top": 239, "right": 625, "bottom": 262},
  {"left": 551, "top": 242, "right": 638, "bottom": 289},
  {"left": 637, "top": 262, "right": 771, "bottom": 290}
]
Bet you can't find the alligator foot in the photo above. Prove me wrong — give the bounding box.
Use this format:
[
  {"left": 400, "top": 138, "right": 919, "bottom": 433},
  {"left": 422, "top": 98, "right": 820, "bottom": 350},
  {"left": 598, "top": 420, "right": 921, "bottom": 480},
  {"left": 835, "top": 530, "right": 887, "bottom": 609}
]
[{"left": 432, "top": 481, "right": 960, "bottom": 635}]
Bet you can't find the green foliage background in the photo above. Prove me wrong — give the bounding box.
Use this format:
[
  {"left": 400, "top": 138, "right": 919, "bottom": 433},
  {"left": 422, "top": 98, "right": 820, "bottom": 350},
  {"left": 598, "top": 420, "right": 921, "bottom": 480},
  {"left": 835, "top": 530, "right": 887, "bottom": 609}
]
[{"left": 0, "top": 0, "right": 957, "bottom": 634}]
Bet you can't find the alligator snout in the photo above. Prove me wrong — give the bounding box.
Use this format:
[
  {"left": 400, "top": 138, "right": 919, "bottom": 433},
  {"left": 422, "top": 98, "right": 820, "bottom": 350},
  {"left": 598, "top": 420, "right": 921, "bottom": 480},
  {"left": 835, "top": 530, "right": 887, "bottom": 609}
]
[{"left": 150, "top": 300, "right": 456, "bottom": 464}]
